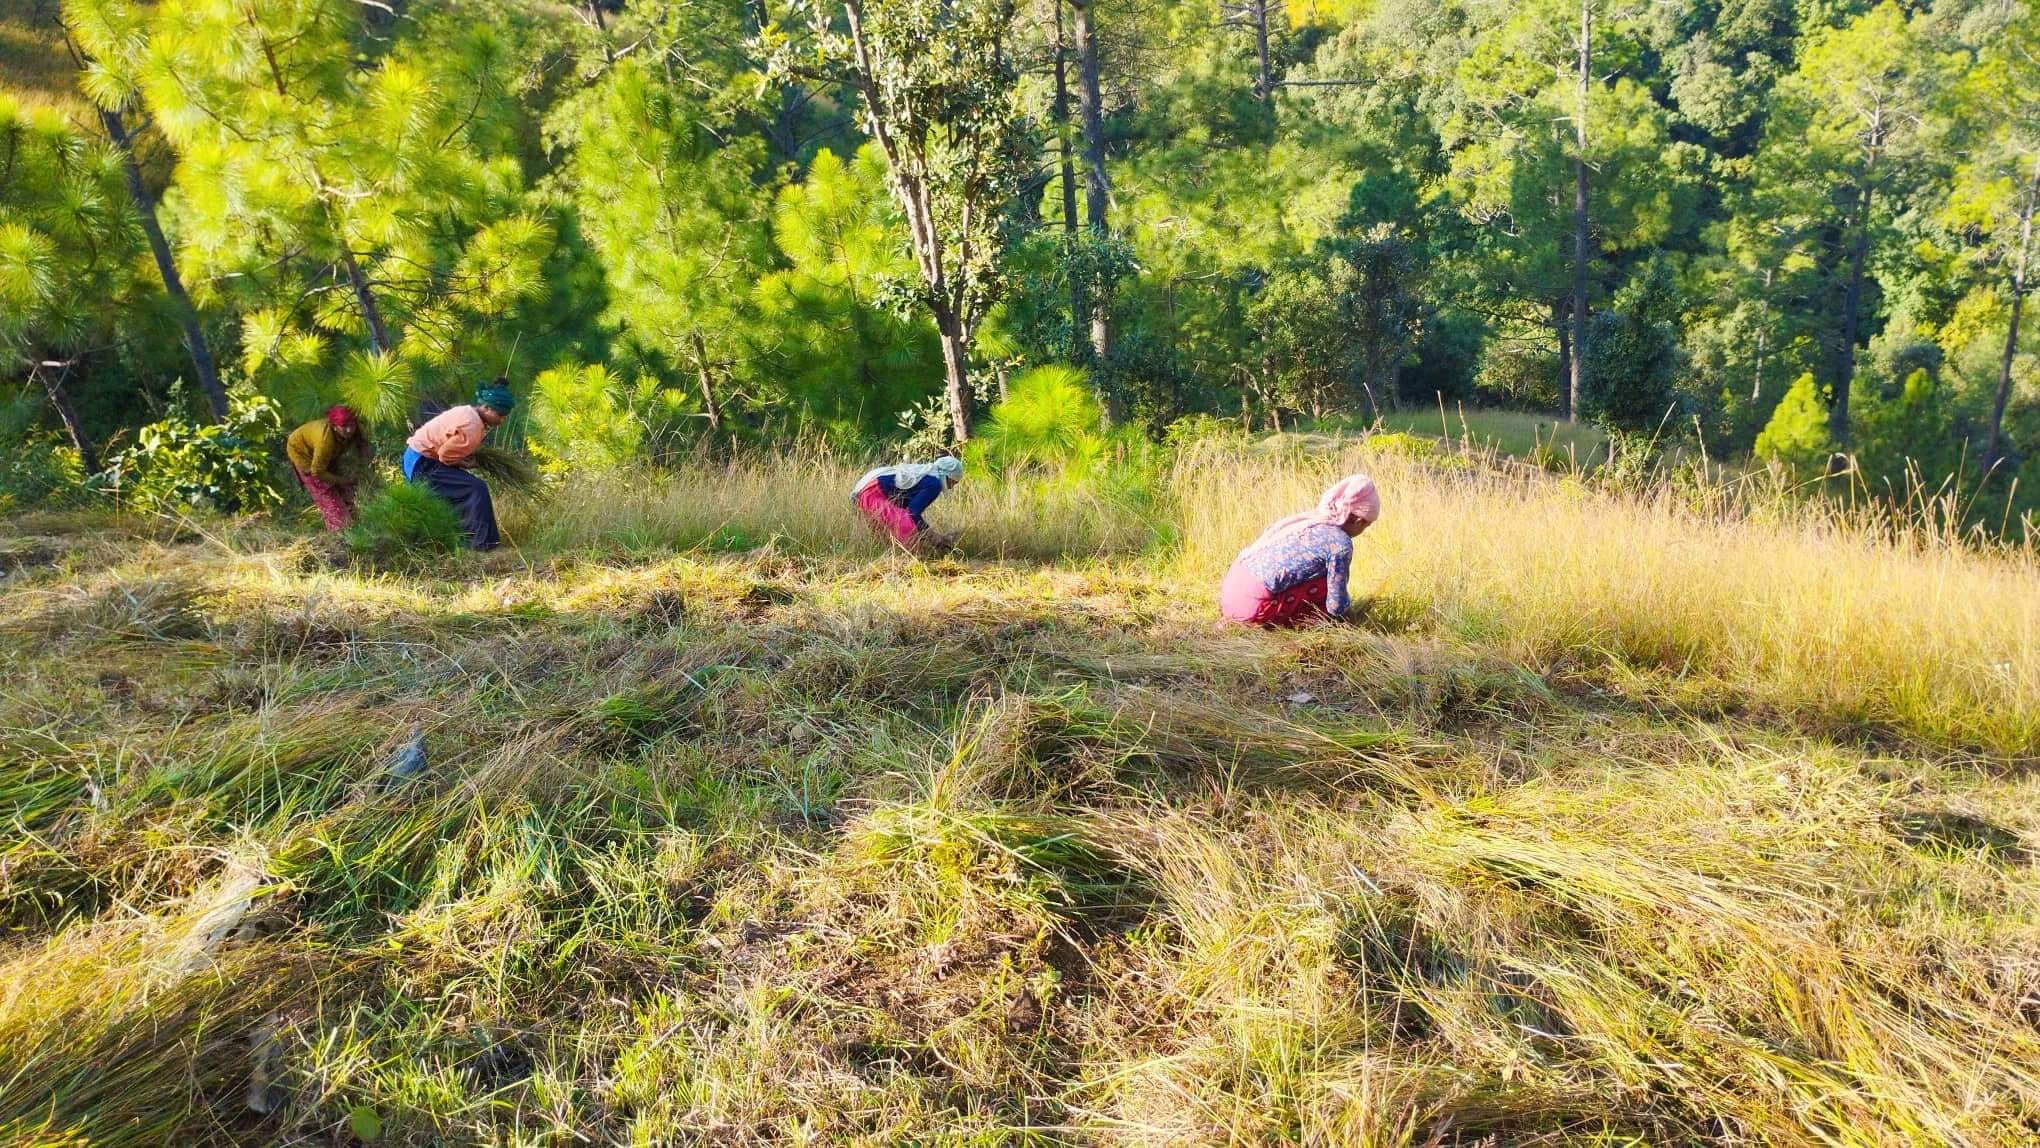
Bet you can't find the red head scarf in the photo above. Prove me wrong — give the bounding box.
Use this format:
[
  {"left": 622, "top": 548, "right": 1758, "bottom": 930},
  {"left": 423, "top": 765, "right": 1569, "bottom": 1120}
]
[{"left": 326, "top": 404, "right": 359, "bottom": 430}]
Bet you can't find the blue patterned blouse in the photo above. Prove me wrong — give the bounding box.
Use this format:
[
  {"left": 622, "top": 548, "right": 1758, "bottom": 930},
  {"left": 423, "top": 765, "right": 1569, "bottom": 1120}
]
[
  {"left": 874, "top": 473, "right": 944, "bottom": 531},
  {"left": 1237, "top": 522, "right": 1355, "bottom": 616}
]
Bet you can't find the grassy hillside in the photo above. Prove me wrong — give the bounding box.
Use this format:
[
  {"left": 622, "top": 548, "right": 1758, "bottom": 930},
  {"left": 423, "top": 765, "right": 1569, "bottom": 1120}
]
[
  {"left": 1370, "top": 407, "right": 1609, "bottom": 465},
  {"left": 3, "top": 447, "right": 2037, "bottom": 1145},
  {"left": 0, "top": 0, "right": 81, "bottom": 114}
]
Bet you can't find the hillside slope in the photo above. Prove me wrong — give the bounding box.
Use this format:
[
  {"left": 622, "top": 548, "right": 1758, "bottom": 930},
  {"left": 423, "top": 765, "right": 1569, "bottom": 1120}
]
[
  {"left": 2, "top": 450, "right": 2037, "bottom": 1145},
  {"left": 0, "top": 0, "right": 80, "bottom": 113}
]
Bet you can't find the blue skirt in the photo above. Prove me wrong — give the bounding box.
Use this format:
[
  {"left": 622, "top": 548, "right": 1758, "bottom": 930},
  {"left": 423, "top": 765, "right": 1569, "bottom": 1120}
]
[{"left": 409, "top": 455, "right": 500, "bottom": 551}]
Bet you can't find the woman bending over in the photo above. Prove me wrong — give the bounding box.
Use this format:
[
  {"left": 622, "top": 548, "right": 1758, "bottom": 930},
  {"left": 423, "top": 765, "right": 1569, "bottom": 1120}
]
[
  {"left": 851, "top": 455, "right": 963, "bottom": 553},
  {"left": 1220, "top": 474, "right": 1380, "bottom": 628}
]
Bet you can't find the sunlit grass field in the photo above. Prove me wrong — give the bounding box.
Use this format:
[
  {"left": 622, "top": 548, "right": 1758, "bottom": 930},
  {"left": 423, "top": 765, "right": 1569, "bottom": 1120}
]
[
  {"left": 0, "top": 0, "right": 84, "bottom": 116},
  {"left": 3, "top": 444, "right": 2037, "bottom": 1145},
  {"left": 1363, "top": 406, "right": 1609, "bottom": 463}
]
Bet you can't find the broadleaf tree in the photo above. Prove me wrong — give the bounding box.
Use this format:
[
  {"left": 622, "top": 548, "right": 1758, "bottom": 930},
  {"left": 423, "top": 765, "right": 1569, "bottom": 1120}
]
[{"left": 768, "top": 0, "right": 1038, "bottom": 440}]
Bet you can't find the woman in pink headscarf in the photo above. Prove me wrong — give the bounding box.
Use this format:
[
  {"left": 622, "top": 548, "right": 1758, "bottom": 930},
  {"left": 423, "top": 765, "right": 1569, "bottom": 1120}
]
[{"left": 1219, "top": 474, "right": 1380, "bottom": 627}]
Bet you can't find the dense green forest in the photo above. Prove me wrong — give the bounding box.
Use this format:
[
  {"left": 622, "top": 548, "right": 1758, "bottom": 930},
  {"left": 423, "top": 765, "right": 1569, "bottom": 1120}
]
[{"left": 1, "top": 0, "right": 2036, "bottom": 533}]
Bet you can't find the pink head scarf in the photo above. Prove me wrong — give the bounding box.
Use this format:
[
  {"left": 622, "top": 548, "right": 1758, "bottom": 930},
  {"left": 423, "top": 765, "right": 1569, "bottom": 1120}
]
[{"left": 1252, "top": 474, "right": 1380, "bottom": 546}]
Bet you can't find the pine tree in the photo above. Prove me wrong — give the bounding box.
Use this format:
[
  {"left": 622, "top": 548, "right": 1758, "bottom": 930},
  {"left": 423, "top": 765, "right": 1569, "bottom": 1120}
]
[
  {"left": 768, "top": 0, "right": 1037, "bottom": 441},
  {"left": 1443, "top": 0, "right": 1692, "bottom": 423},
  {"left": 1757, "top": 2, "right": 1951, "bottom": 447},
  {"left": 750, "top": 144, "right": 944, "bottom": 436},
  {"left": 0, "top": 91, "right": 139, "bottom": 469},
  {"left": 1945, "top": 3, "right": 2040, "bottom": 474},
  {"left": 554, "top": 57, "right": 771, "bottom": 439},
  {"left": 1754, "top": 372, "right": 1835, "bottom": 475},
  {"left": 77, "top": 0, "right": 551, "bottom": 420},
  {"left": 62, "top": 0, "right": 227, "bottom": 421}
]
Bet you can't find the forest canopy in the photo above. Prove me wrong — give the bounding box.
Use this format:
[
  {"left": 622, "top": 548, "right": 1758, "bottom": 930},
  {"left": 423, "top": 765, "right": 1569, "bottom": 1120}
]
[{"left": 1, "top": 0, "right": 2036, "bottom": 535}]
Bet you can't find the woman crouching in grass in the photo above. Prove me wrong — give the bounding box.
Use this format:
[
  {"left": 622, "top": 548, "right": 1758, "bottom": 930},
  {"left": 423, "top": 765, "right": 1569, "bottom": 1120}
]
[
  {"left": 286, "top": 404, "right": 372, "bottom": 531},
  {"left": 1220, "top": 474, "right": 1379, "bottom": 628},
  {"left": 851, "top": 455, "right": 963, "bottom": 554},
  {"left": 402, "top": 380, "right": 514, "bottom": 551}
]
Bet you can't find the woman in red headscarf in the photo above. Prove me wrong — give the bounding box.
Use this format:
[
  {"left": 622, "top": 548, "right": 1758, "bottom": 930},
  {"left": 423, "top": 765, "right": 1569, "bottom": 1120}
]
[
  {"left": 286, "top": 405, "right": 373, "bottom": 531},
  {"left": 1220, "top": 474, "right": 1380, "bottom": 627}
]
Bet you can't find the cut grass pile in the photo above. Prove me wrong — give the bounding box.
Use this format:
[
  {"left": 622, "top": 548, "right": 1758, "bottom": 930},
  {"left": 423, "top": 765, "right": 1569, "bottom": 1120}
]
[{"left": 1, "top": 445, "right": 2036, "bottom": 1145}]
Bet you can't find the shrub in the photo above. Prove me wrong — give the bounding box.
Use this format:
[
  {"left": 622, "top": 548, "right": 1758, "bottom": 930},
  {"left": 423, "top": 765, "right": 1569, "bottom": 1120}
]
[
  {"left": 0, "top": 388, "right": 82, "bottom": 511},
  {"left": 1854, "top": 369, "right": 1960, "bottom": 500},
  {"left": 345, "top": 482, "right": 464, "bottom": 566},
  {"left": 1474, "top": 346, "right": 1560, "bottom": 410},
  {"left": 969, "top": 364, "right": 1103, "bottom": 479},
  {"left": 1581, "top": 263, "right": 1683, "bottom": 432},
  {"left": 1753, "top": 373, "right": 1834, "bottom": 475},
  {"left": 1100, "top": 328, "right": 1197, "bottom": 434},
  {"left": 892, "top": 392, "right": 954, "bottom": 458},
  {"left": 99, "top": 391, "right": 284, "bottom": 514},
  {"left": 530, "top": 362, "right": 643, "bottom": 476},
  {"left": 1364, "top": 431, "right": 1439, "bottom": 459},
  {"left": 1163, "top": 413, "right": 1247, "bottom": 453},
  {"left": 1399, "top": 309, "right": 1483, "bottom": 406}
]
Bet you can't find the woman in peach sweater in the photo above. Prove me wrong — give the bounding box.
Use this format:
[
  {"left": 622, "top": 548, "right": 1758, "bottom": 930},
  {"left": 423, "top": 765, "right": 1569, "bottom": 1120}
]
[{"left": 403, "top": 380, "right": 513, "bottom": 550}]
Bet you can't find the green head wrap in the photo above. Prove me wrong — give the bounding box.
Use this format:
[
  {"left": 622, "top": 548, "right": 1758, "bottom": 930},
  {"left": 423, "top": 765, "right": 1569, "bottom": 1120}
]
[{"left": 474, "top": 379, "right": 515, "bottom": 414}]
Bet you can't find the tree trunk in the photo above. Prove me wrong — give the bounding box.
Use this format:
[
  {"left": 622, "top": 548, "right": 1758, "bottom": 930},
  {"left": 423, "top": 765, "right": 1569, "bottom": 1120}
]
[
  {"left": 842, "top": 0, "right": 974, "bottom": 440},
  {"left": 33, "top": 360, "right": 98, "bottom": 474},
  {"left": 1054, "top": 0, "right": 1080, "bottom": 236},
  {"left": 1751, "top": 328, "right": 1768, "bottom": 402},
  {"left": 1832, "top": 178, "right": 1874, "bottom": 447},
  {"left": 1251, "top": 0, "right": 1273, "bottom": 103},
  {"left": 1568, "top": 0, "right": 1590, "bottom": 426},
  {"left": 587, "top": 1, "right": 615, "bottom": 63},
  {"left": 1554, "top": 297, "right": 1572, "bottom": 418},
  {"left": 1072, "top": 0, "right": 1114, "bottom": 374},
  {"left": 936, "top": 312, "right": 975, "bottom": 443},
  {"left": 1054, "top": 0, "right": 1086, "bottom": 362},
  {"left": 1985, "top": 156, "right": 2038, "bottom": 474},
  {"left": 335, "top": 239, "right": 393, "bottom": 355},
  {"left": 1751, "top": 267, "right": 1773, "bottom": 402},
  {"left": 101, "top": 107, "right": 227, "bottom": 423},
  {"left": 691, "top": 330, "right": 724, "bottom": 435}
]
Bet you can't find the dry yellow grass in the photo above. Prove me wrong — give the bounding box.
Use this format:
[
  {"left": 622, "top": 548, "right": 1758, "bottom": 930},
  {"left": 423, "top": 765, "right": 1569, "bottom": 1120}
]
[{"left": 1177, "top": 444, "right": 2040, "bottom": 756}]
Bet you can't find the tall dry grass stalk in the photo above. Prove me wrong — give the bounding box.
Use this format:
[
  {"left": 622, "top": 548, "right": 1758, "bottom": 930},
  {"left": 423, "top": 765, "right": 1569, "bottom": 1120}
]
[
  {"left": 504, "top": 448, "right": 1154, "bottom": 561},
  {"left": 1175, "top": 444, "right": 2040, "bottom": 754}
]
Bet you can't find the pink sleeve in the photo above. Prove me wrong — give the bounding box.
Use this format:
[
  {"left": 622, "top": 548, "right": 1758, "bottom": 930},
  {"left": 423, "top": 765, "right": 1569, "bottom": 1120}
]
[
  {"left": 436, "top": 410, "right": 484, "bottom": 465},
  {"left": 406, "top": 407, "right": 485, "bottom": 463}
]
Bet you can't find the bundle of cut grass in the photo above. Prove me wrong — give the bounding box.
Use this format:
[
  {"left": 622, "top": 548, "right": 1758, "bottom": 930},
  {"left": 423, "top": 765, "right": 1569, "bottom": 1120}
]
[{"left": 469, "top": 446, "right": 541, "bottom": 496}]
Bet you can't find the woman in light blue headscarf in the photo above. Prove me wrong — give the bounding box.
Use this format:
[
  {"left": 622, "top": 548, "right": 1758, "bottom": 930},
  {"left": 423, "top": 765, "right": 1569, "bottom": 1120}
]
[{"left": 850, "top": 455, "right": 963, "bottom": 551}]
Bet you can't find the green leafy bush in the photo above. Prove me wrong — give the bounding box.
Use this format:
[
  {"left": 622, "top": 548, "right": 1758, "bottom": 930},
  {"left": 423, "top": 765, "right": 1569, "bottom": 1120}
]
[
  {"left": 1400, "top": 310, "right": 1484, "bottom": 406},
  {"left": 1163, "top": 413, "right": 1248, "bottom": 453},
  {"left": 893, "top": 392, "right": 955, "bottom": 458},
  {"left": 1365, "top": 431, "right": 1439, "bottom": 458},
  {"left": 345, "top": 482, "right": 464, "bottom": 566},
  {"left": 99, "top": 392, "right": 284, "bottom": 514},
  {"left": 0, "top": 388, "right": 82, "bottom": 511},
  {"left": 1474, "top": 348, "right": 1561, "bottom": 410},
  {"left": 1582, "top": 262, "right": 1684, "bottom": 432}
]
